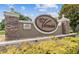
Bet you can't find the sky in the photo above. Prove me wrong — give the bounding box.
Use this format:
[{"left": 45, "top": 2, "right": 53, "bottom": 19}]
[{"left": 0, "top": 4, "right": 63, "bottom": 22}]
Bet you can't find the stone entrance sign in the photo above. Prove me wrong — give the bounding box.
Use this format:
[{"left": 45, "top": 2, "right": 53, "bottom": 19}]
[
  {"left": 35, "top": 15, "right": 58, "bottom": 34},
  {"left": 4, "top": 11, "right": 71, "bottom": 40}
]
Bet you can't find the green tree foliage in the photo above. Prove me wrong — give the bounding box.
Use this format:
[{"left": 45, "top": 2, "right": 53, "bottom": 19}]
[
  {"left": 0, "top": 20, "right": 5, "bottom": 30},
  {"left": 19, "top": 14, "right": 32, "bottom": 21},
  {"left": 59, "top": 4, "right": 79, "bottom": 32},
  {"left": 15, "top": 12, "right": 32, "bottom": 21}
]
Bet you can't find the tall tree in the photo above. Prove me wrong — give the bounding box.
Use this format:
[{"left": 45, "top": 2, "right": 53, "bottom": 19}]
[
  {"left": 0, "top": 20, "right": 5, "bottom": 30},
  {"left": 19, "top": 14, "right": 32, "bottom": 21},
  {"left": 59, "top": 4, "right": 79, "bottom": 32},
  {"left": 14, "top": 12, "right": 32, "bottom": 21}
]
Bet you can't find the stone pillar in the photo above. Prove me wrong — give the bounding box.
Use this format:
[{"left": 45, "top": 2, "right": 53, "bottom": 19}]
[
  {"left": 4, "top": 12, "right": 19, "bottom": 41},
  {"left": 62, "top": 21, "right": 70, "bottom": 34},
  {"left": 60, "top": 15, "right": 71, "bottom": 34}
]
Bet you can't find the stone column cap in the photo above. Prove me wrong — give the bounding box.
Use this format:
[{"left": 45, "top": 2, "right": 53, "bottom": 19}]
[
  {"left": 59, "top": 14, "right": 70, "bottom": 22},
  {"left": 4, "top": 11, "right": 19, "bottom": 17}
]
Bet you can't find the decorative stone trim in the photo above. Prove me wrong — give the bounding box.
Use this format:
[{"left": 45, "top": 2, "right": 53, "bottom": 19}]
[
  {"left": 4, "top": 12, "right": 19, "bottom": 17},
  {"left": 19, "top": 20, "right": 33, "bottom": 23}
]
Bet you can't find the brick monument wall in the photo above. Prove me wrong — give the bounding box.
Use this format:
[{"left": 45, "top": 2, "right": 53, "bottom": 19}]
[{"left": 4, "top": 12, "right": 20, "bottom": 40}]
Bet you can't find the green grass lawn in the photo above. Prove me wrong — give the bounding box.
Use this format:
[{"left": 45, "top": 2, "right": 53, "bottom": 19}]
[{"left": 0, "top": 31, "right": 5, "bottom": 35}]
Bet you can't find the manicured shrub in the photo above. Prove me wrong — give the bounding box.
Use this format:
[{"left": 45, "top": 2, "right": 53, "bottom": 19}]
[{"left": 0, "top": 37, "right": 79, "bottom": 54}]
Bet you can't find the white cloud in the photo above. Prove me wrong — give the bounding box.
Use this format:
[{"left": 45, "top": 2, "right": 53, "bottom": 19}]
[
  {"left": 38, "top": 8, "right": 47, "bottom": 12},
  {"left": 21, "top": 6, "right": 26, "bottom": 11},
  {"left": 24, "top": 13, "right": 34, "bottom": 18},
  {"left": 7, "top": 4, "right": 15, "bottom": 9},
  {"left": 35, "top": 4, "right": 58, "bottom": 9},
  {"left": 7, "top": 4, "right": 16, "bottom": 11},
  {"left": 0, "top": 12, "right": 4, "bottom": 22},
  {"left": 35, "top": 4, "right": 58, "bottom": 13},
  {"left": 47, "top": 12, "right": 59, "bottom": 18}
]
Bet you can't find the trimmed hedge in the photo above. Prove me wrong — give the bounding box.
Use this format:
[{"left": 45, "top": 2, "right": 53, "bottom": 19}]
[{"left": 0, "top": 37, "right": 79, "bottom": 54}]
